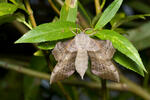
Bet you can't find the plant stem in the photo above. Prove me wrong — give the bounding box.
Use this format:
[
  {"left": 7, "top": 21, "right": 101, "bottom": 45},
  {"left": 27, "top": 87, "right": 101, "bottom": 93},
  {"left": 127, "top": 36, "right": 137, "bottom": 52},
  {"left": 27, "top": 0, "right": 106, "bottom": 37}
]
[
  {"left": 56, "top": 0, "right": 64, "bottom": 6},
  {"left": 143, "top": 61, "right": 150, "bottom": 88},
  {"left": 24, "top": 0, "right": 37, "bottom": 28},
  {"left": 0, "top": 59, "right": 50, "bottom": 80},
  {"left": 101, "top": 79, "right": 108, "bottom": 100},
  {"left": 120, "top": 74, "right": 150, "bottom": 100},
  {"left": 57, "top": 82, "right": 72, "bottom": 100},
  {"left": 12, "top": 21, "right": 28, "bottom": 34},
  {"left": 1, "top": 58, "right": 150, "bottom": 99},
  {"left": 63, "top": 80, "right": 128, "bottom": 91},
  {"left": 94, "top": 0, "right": 101, "bottom": 15},
  {"left": 44, "top": 53, "right": 72, "bottom": 100},
  {"left": 48, "top": 0, "right": 60, "bottom": 15},
  {"left": 101, "top": 0, "right": 106, "bottom": 9}
]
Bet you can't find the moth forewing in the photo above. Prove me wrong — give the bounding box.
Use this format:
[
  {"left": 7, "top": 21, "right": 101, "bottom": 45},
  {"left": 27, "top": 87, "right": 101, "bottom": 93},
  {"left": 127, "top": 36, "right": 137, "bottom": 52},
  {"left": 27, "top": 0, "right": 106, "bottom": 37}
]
[
  {"left": 50, "top": 52, "right": 76, "bottom": 84},
  {"left": 50, "top": 41, "right": 77, "bottom": 84},
  {"left": 52, "top": 41, "right": 69, "bottom": 62},
  {"left": 88, "top": 39, "right": 119, "bottom": 82},
  {"left": 51, "top": 31, "right": 119, "bottom": 83},
  {"left": 89, "top": 51, "right": 119, "bottom": 82},
  {"left": 66, "top": 39, "right": 77, "bottom": 52},
  {"left": 99, "top": 40, "right": 116, "bottom": 59}
]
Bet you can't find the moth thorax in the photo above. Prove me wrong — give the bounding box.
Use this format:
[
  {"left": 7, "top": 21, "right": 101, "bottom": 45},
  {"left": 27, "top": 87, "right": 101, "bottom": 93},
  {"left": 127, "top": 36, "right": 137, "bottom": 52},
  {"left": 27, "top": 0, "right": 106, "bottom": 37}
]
[{"left": 75, "top": 33, "right": 90, "bottom": 49}]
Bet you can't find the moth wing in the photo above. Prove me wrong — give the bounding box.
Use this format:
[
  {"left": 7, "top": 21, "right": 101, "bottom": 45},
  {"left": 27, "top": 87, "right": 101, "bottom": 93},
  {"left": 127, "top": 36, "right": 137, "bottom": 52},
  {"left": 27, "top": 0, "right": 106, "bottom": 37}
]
[
  {"left": 88, "top": 51, "right": 119, "bottom": 82},
  {"left": 88, "top": 39, "right": 115, "bottom": 60},
  {"left": 66, "top": 38, "right": 77, "bottom": 52},
  {"left": 87, "top": 38, "right": 102, "bottom": 51},
  {"left": 52, "top": 41, "right": 68, "bottom": 61},
  {"left": 50, "top": 52, "right": 76, "bottom": 84},
  {"left": 99, "top": 40, "right": 116, "bottom": 59}
]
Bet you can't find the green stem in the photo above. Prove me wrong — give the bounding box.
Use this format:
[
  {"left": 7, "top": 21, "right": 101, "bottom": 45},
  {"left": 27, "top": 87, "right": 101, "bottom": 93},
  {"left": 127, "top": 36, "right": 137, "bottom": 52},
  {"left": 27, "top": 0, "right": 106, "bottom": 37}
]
[
  {"left": 94, "top": 0, "right": 101, "bottom": 15},
  {"left": 101, "top": 79, "right": 108, "bottom": 100},
  {"left": 48, "top": 0, "right": 60, "bottom": 15},
  {"left": 120, "top": 74, "right": 150, "bottom": 100},
  {"left": 56, "top": 0, "right": 64, "bottom": 6},
  {"left": 12, "top": 21, "right": 28, "bottom": 34},
  {"left": 24, "top": 0, "right": 37, "bottom": 28},
  {"left": 1, "top": 58, "right": 150, "bottom": 100},
  {"left": 101, "top": 0, "right": 106, "bottom": 10},
  {"left": 57, "top": 82, "right": 72, "bottom": 100},
  {"left": 23, "top": 21, "right": 33, "bottom": 29},
  {"left": 143, "top": 61, "right": 150, "bottom": 88},
  {"left": 0, "top": 59, "right": 50, "bottom": 80}
]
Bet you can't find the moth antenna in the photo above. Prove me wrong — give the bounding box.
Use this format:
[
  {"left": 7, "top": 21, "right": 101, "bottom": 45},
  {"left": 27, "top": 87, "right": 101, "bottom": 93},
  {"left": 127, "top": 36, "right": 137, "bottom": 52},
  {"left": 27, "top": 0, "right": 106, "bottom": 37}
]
[
  {"left": 70, "top": 28, "right": 82, "bottom": 35},
  {"left": 84, "top": 28, "right": 97, "bottom": 36},
  {"left": 76, "top": 24, "right": 77, "bottom": 33},
  {"left": 69, "top": 27, "right": 77, "bottom": 35},
  {"left": 83, "top": 28, "right": 92, "bottom": 33},
  {"left": 71, "top": 30, "right": 77, "bottom": 35},
  {"left": 76, "top": 28, "right": 82, "bottom": 34},
  {"left": 88, "top": 32, "right": 96, "bottom": 36}
]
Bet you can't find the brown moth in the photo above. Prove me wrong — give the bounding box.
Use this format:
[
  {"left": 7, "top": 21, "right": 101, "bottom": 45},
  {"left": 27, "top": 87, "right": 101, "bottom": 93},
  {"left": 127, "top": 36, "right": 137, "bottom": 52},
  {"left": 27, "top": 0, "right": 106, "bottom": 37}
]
[{"left": 50, "top": 32, "right": 119, "bottom": 84}]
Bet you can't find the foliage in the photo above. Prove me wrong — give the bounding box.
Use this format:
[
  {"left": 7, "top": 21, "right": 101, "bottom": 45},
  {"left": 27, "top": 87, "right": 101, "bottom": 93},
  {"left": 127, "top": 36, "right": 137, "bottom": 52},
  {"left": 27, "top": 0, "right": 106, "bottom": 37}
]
[
  {"left": 0, "top": 0, "right": 150, "bottom": 100},
  {"left": 15, "top": 0, "right": 147, "bottom": 76}
]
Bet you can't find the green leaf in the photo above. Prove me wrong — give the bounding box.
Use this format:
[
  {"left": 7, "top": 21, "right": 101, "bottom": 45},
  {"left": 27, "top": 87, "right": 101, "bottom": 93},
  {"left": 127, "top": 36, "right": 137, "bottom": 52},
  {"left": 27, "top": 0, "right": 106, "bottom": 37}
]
[
  {"left": 94, "top": 0, "right": 123, "bottom": 29},
  {"left": 9, "top": 0, "right": 18, "bottom": 5},
  {"left": 0, "top": 0, "right": 7, "bottom": 3},
  {"left": 37, "top": 41, "right": 57, "bottom": 50},
  {"left": 94, "top": 29, "right": 147, "bottom": 75},
  {"left": 126, "top": 21, "right": 150, "bottom": 50},
  {"left": 15, "top": 21, "right": 76, "bottom": 43},
  {"left": 9, "top": 0, "right": 27, "bottom": 12},
  {"left": 60, "top": 0, "right": 78, "bottom": 22},
  {"left": 16, "top": 13, "right": 32, "bottom": 29},
  {"left": 112, "top": 14, "right": 150, "bottom": 29},
  {"left": 113, "top": 28, "right": 127, "bottom": 34},
  {"left": 0, "top": 14, "right": 16, "bottom": 25},
  {"left": 34, "top": 50, "right": 44, "bottom": 56},
  {"left": 113, "top": 51, "right": 144, "bottom": 76},
  {"left": 0, "top": 13, "right": 29, "bottom": 25},
  {"left": 110, "top": 12, "right": 126, "bottom": 27},
  {"left": 0, "top": 3, "right": 17, "bottom": 16}
]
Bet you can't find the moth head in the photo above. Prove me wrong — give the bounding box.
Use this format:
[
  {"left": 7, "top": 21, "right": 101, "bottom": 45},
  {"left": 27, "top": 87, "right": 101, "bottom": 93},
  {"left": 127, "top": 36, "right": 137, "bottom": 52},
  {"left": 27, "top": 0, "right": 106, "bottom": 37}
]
[{"left": 74, "top": 32, "right": 91, "bottom": 49}]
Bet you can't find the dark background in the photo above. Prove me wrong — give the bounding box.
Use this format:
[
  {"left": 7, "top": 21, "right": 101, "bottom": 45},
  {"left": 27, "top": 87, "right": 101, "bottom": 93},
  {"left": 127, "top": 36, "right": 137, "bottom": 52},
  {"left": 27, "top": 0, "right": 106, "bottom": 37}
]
[{"left": 0, "top": 0, "right": 150, "bottom": 100}]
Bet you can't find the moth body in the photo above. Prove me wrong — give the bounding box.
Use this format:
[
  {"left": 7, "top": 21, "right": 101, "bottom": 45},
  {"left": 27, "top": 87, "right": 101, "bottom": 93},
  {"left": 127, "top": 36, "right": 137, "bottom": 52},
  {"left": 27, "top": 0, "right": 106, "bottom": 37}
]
[{"left": 50, "top": 32, "right": 120, "bottom": 84}]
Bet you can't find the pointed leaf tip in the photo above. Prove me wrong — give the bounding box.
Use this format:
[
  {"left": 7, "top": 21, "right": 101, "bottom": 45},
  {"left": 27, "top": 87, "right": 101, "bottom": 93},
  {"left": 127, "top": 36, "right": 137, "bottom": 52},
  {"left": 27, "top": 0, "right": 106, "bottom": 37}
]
[
  {"left": 15, "top": 21, "right": 76, "bottom": 43},
  {"left": 95, "top": 0, "right": 123, "bottom": 29},
  {"left": 95, "top": 30, "right": 147, "bottom": 76}
]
